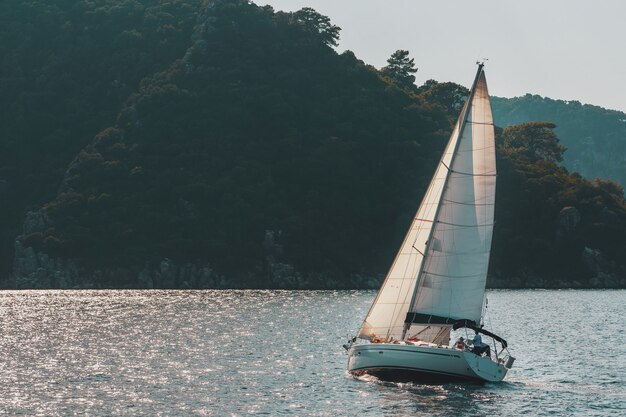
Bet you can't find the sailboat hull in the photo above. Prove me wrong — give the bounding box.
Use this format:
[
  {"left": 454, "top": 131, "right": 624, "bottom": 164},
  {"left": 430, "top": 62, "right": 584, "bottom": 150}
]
[{"left": 347, "top": 343, "right": 508, "bottom": 383}]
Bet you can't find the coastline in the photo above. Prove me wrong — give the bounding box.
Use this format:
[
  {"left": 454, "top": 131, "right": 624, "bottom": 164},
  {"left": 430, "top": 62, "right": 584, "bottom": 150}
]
[{"left": 3, "top": 267, "right": 624, "bottom": 290}]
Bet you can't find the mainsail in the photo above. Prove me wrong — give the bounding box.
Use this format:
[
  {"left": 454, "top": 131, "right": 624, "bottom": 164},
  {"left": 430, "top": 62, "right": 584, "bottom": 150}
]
[{"left": 358, "top": 65, "right": 496, "bottom": 343}]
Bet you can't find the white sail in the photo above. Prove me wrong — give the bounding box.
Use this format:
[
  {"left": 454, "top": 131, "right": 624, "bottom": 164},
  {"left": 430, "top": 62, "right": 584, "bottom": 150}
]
[
  {"left": 409, "top": 71, "right": 495, "bottom": 325},
  {"left": 358, "top": 67, "right": 495, "bottom": 342}
]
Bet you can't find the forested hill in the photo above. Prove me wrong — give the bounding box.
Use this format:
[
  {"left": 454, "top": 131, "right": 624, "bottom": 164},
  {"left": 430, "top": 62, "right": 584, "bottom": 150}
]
[
  {"left": 492, "top": 95, "right": 626, "bottom": 186},
  {"left": 0, "top": 0, "right": 206, "bottom": 278},
  {"left": 2, "top": 0, "right": 626, "bottom": 289},
  {"left": 5, "top": 0, "right": 453, "bottom": 288}
]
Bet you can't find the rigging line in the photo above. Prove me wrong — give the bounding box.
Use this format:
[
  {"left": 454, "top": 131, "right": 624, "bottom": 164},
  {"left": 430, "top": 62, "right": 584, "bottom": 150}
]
[
  {"left": 422, "top": 271, "right": 485, "bottom": 279},
  {"left": 420, "top": 273, "right": 482, "bottom": 282},
  {"left": 436, "top": 220, "right": 495, "bottom": 228},
  {"left": 426, "top": 244, "right": 491, "bottom": 254},
  {"left": 442, "top": 198, "right": 495, "bottom": 206},
  {"left": 449, "top": 170, "right": 496, "bottom": 177},
  {"left": 412, "top": 244, "right": 425, "bottom": 257},
  {"left": 467, "top": 121, "right": 494, "bottom": 125},
  {"left": 441, "top": 155, "right": 495, "bottom": 177},
  {"left": 425, "top": 246, "right": 491, "bottom": 255},
  {"left": 455, "top": 145, "right": 496, "bottom": 152},
  {"left": 416, "top": 278, "right": 488, "bottom": 286}
]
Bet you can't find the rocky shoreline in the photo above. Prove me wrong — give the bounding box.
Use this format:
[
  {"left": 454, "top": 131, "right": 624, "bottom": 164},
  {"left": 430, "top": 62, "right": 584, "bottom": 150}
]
[{"left": 5, "top": 245, "right": 625, "bottom": 290}]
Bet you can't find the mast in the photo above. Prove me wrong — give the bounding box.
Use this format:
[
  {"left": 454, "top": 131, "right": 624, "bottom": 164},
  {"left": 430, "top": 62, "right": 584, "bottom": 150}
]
[{"left": 401, "top": 63, "right": 485, "bottom": 339}]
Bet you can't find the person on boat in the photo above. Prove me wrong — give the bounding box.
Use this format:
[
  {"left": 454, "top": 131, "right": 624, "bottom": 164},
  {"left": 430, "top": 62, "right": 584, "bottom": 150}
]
[
  {"left": 454, "top": 337, "right": 466, "bottom": 350},
  {"left": 471, "top": 332, "right": 491, "bottom": 358}
]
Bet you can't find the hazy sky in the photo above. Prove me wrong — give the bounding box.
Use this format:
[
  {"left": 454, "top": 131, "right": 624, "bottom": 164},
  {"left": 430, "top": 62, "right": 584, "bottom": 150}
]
[{"left": 261, "top": 0, "right": 626, "bottom": 112}]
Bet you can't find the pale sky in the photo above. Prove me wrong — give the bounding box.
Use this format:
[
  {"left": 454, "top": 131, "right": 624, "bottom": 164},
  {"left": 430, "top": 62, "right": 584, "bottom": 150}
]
[{"left": 261, "top": 0, "right": 626, "bottom": 112}]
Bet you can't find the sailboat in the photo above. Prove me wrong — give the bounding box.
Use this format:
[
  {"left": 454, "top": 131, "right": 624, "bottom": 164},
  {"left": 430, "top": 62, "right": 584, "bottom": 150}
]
[{"left": 346, "top": 63, "right": 514, "bottom": 383}]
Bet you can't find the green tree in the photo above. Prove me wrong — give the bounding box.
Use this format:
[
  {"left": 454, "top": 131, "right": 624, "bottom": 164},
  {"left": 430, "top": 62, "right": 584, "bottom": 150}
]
[
  {"left": 291, "top": 7, "right": 340, "bottom": 47},
  {"left": 418, "top": 80, "right": 469, "bottom": 117},
  {"left": 381, "top": 50, "right": 418, "bottom": 88},
  {"left": 594, "top": 178, "right": 625, "bottom": 201},
  {"left": 501, "top": 121, "right": 566, "bottom": 163}
]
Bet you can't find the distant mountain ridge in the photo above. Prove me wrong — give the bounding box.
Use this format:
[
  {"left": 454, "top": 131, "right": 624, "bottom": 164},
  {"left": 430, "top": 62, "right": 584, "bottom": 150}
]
[{"left": 492, "top": 94, "right": 626, "bottom": 186}]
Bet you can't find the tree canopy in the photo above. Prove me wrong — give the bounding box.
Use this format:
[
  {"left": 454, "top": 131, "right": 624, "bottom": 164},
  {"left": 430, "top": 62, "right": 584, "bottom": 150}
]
[
  {"left": 381, "top": 50, "right": 418, "bottom": 89},
  {"left": 290, "top": 7, "right": 340, "bottom": 47},
  {"left": 501, "top": 122, "right": 567, "bottom": 163},
  {"left": 417, "top": 81, "right": 469, "bottom": 116}
]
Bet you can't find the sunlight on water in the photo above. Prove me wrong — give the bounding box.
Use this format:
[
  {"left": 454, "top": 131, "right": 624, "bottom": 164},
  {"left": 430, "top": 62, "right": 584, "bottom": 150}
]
[{"left": 0, "top": 289, "right": 624, "bottom": 416}]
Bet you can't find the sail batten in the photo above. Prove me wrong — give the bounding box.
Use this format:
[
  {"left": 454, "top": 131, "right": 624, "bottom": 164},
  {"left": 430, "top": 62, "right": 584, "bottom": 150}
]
[{"left": 358, "top": 65, "right": 496, "bottom": 342}]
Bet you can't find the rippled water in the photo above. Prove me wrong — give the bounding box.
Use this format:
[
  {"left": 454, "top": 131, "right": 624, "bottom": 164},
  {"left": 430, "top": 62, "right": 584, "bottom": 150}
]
[{"left": 0, "top": 290, "right": 624, "bottom": 416}]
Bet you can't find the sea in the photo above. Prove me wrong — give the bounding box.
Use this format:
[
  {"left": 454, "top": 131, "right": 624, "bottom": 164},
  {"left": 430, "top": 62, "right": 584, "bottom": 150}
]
[{"left": 0, "top": 289, "right": 623, "bottom": 416}]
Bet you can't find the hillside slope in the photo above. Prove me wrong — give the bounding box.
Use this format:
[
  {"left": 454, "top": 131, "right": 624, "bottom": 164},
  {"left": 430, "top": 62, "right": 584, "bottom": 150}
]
[
  {"left": 0, "top": 0, "right": 204, "bottom": 277},
  {"left": 492, "top": 95, "right": 626, "bottom": 185},
  {"left": 11, "top": 0, "right": 452, "bottom": 288}
]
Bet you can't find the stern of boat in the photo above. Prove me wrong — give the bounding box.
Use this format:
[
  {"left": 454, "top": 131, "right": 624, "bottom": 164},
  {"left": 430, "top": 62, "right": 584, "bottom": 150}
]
[{"left": 461, "top": 350, "right": 509, "bottom": 382}]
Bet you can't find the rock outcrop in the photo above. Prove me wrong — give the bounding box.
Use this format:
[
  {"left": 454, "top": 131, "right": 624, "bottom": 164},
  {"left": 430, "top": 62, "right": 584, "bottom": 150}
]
[
  {"left": 139, "top": 259, "right": 221, "bottom": 289},
  {"left": 12, "top": 209, "right": 80, "bottom": 288},
  {"left": 556, "top": 206, "right": 581, "bottom": 242},
  {"left": 13, "top": 237, "right": 81, "bottom": 288},
  {"left": 12, "top": 208, "right": 224, "bottom": 289},
  {"left": 487, "top": 248, "right": 626, "bottom": 289},
  {"left": 581, "top": 246, "right": 626, "bottom": 288}
]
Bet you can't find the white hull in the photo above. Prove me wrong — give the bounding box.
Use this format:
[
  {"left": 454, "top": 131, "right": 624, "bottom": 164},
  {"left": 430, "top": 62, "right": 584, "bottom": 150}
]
[{"left": 348, "top": 343, "right": 509, "bottom": 383}]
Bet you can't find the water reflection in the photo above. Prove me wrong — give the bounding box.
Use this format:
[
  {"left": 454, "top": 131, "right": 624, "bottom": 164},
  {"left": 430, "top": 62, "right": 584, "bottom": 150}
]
[
  {"left": 0, "top": 289, "right": 624, "bottom": 416},
  {"left": 351, "top": 374, "right": 506, "bottom": 417}
]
